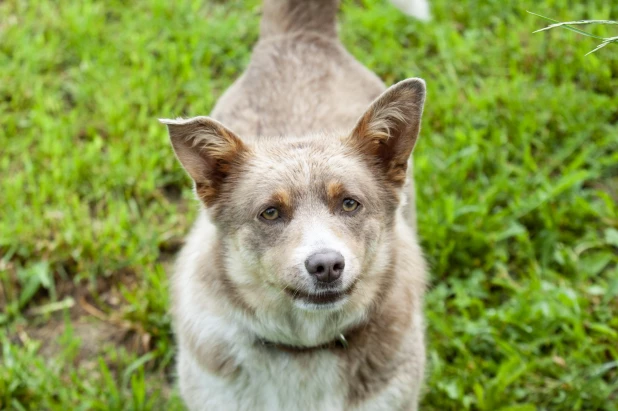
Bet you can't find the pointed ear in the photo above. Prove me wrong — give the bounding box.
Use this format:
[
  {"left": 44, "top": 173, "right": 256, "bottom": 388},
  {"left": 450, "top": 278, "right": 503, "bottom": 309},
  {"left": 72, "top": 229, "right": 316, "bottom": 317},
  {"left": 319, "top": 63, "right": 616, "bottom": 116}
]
[
  {"left": 347, "top": 78, "right": 426, "bottom": 186},
  {"left": 160, "top": 116, "right": 249, "bottom": 204}
]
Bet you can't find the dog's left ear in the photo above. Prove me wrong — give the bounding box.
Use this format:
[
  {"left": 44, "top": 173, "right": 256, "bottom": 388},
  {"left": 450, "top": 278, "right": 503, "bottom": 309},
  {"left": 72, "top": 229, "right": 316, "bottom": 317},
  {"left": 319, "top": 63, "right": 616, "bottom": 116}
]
[
  {"left": 160, "top": 116, "right": 249, "bottom": 205},
  {"left": 347, "top": 78, "right": 426, "bottom": 186}
]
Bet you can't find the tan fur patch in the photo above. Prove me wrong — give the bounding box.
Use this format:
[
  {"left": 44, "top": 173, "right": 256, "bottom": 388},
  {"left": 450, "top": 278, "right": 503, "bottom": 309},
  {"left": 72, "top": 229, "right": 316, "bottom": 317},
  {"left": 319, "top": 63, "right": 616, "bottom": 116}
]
[
  {"left": 271, "top": 189, "right": 293, "bottom": 216},
  {"left": 326, "top": 180, "right": 344, "bottom": 199},
  {"left": 196, "top": 183, "right": 218, "bottom": 205},
  {"left": 326, "top": 180, "right": 346, "bottom": 211}
]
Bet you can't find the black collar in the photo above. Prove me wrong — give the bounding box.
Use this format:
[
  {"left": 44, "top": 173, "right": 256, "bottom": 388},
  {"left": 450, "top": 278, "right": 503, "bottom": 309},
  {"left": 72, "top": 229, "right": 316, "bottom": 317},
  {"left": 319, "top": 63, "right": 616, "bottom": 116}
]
[{"left": 258, "top": 333, "right": 349, "bottom": 353}]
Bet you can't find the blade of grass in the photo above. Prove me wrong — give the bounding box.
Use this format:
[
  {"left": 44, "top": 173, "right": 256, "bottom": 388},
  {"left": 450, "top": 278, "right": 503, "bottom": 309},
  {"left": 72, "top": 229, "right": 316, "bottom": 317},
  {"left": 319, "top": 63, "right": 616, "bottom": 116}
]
[
  {"left": 528, "top": 11, "right": 618, "bottom": 55},
  {"left": 527, "top": 11, "right": 607, "bottom": 40},
  {"left": 585, "top": 40, "right": 612, "bottom": 56},
  {"left": 534, "top": 20, "right": 618, "bottom": 34}
]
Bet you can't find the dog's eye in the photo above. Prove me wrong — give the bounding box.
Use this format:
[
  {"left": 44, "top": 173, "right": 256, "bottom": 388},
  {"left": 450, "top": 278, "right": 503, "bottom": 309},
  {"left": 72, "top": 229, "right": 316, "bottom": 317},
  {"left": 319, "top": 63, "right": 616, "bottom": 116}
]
[
  {"left": 342, "top": 198, "right": 359, "bottom": 213},
  {"left": 260, "top": 207, "right": 280, "bottom": 221}
]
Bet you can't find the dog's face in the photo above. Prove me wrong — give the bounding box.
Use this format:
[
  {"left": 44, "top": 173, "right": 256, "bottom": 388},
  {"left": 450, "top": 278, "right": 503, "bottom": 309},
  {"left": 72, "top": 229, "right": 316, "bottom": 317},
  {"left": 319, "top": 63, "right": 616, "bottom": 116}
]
[
  {"left": 217, "top": 137, "right": 396, "bottom": 312},
  {"left": 163, "top": 79, "right": 425, "bottom": 316}
]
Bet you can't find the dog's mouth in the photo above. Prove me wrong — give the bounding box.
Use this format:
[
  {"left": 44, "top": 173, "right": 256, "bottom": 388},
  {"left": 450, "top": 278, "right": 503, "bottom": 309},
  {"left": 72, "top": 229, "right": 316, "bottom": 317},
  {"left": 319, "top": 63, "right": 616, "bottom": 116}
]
[{"left": 285, "top": 283, "right": 356, "bottom": 305}]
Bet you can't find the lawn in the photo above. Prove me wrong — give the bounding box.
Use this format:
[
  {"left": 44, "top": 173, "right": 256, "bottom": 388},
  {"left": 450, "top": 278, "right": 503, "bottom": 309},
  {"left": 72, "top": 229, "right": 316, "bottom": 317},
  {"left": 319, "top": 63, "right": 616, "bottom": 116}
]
[{"left": 1, "top": 0, "right": 617, "bottom": 409}]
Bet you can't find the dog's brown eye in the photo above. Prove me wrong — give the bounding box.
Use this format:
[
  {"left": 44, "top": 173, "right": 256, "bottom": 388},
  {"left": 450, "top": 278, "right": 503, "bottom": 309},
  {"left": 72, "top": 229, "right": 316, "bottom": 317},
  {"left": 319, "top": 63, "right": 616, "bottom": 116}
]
[
  {"left": 261, "top": 207, "right": 280, "bottom": 221},
  {"left": 342, "top": 198, "right": 359, "bottom": 212}
]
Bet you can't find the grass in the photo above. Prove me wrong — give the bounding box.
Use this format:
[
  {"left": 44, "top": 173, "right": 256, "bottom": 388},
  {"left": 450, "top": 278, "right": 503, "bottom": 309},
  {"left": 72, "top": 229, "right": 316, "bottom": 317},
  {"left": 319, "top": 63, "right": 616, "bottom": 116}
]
[
  {"left": 529, "top": 12, "right": 618, "bottom": 55},
  {"left": 0, "top": 0, "right": 617, "bottom": 409}
]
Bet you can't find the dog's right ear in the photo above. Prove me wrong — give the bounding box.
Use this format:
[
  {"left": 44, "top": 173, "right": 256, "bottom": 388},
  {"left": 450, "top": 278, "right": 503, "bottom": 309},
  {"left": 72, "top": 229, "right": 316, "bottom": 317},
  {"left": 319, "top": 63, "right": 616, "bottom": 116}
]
[
  {"left": 160, "top": 116, "right": 249, "bottom": 205},
  {"left": 347, "top": 78, "right": 426, "bottom": 187}
]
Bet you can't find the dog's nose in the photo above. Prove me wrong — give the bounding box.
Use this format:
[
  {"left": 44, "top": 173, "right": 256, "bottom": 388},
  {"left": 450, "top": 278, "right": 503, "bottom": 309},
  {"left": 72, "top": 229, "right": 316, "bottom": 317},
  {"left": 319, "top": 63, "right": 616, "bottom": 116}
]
[{"left": 305, "top": 250, "right": 345, "bottom": 283}]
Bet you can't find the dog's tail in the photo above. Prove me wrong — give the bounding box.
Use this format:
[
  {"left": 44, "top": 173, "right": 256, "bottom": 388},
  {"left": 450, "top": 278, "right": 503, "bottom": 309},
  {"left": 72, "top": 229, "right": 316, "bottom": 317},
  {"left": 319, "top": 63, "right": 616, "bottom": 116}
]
[{"left": 260, "top": 0, "right": 430, "bottom": 39}]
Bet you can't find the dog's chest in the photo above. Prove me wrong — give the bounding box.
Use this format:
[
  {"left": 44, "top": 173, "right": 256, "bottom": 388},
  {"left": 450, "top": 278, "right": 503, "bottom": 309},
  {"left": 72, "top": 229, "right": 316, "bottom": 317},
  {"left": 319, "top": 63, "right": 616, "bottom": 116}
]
[
  {"left": 241, "top": 349, "right": 345, "bottom": 410},
  {"left": 189, "top": 347, "right": 346, "bottom": 410}
]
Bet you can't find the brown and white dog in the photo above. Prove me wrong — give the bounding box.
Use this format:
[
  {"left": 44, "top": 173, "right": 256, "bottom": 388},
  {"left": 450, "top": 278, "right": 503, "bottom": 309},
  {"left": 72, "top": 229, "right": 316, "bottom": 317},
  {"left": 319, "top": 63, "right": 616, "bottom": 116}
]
[{"left": 161, "top": 0, "right": 429, "bottom": 409}]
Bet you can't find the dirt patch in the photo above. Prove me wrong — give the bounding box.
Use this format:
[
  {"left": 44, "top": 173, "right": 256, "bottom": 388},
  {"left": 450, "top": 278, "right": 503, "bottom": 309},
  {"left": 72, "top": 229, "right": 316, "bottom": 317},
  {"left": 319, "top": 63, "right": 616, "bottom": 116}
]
[
  {"left": 25, "top": 315, "right": 126, "bottom": 360},
  {"left": 11, "top": 306, "right": 176, "bottom": 400},
  {"left": 7, "top": 263, "right": 164, "bottom": 363},
  {"left": 3, "top": 251, "right": 177, "bottom": 399},
  {"left": 14, "top": 293, "right": 152, "bottom": 366}
]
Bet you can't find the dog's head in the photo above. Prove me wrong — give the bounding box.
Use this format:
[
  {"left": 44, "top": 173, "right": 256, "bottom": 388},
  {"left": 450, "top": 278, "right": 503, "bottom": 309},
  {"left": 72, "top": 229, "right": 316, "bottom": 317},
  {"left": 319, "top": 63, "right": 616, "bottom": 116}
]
[{"left": 163, "top": 79, "right": 425, "bottom": 317}]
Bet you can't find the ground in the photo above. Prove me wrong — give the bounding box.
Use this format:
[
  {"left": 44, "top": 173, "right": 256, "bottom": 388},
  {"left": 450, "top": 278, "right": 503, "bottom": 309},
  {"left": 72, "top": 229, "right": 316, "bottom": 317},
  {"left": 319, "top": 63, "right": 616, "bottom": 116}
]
[{"left": 1, "top": 0, "right": 617, "bottom": 409}]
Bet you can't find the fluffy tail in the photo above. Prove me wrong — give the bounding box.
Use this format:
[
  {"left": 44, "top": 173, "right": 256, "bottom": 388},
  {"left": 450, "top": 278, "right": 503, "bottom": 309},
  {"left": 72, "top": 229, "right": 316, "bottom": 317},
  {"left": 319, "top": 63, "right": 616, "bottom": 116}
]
[{"left": 260, "top": 0, "right": 430, "bottom": 39}]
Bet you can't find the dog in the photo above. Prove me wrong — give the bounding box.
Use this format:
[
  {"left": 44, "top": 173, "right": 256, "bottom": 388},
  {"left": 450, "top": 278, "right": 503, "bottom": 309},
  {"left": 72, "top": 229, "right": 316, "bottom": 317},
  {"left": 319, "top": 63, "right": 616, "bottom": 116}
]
[{"left": 161, "top": 0, "right": 429, "bottom": 409}]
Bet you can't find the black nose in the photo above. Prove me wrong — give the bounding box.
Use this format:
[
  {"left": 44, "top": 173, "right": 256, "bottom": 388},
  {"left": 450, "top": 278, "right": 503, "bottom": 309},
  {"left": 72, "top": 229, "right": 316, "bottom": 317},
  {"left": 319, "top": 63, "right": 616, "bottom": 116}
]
[{"left": 305, "top": 250, "right": 345, "bottom": 283}]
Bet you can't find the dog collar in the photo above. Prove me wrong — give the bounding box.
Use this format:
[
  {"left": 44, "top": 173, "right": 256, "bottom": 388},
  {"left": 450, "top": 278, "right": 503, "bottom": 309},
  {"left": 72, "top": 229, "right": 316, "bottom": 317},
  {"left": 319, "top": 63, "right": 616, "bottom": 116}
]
[{"left": 258, "top": 333, "right": 349, "bottom": 353}]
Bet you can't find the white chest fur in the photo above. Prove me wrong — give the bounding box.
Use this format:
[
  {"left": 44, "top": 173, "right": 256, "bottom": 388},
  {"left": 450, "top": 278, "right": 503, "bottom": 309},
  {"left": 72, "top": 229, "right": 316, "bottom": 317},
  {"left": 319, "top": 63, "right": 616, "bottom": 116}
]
[{"left": 178, "top": 344, "right": 346, "bottom": 411}]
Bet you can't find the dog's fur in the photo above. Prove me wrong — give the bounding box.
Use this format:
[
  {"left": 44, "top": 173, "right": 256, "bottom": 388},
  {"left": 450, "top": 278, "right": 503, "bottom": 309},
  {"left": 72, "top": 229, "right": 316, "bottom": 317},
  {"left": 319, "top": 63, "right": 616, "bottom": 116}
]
[{"left": 162, "top": 1, "right": 429, "bottom": 409}]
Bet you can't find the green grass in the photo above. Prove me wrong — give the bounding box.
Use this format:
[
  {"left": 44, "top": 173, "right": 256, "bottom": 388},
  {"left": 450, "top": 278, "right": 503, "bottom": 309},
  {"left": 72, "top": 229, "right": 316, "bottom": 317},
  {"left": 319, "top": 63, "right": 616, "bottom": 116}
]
[{"left": 1, "top": 0, "right": 617, "bottom": 409}]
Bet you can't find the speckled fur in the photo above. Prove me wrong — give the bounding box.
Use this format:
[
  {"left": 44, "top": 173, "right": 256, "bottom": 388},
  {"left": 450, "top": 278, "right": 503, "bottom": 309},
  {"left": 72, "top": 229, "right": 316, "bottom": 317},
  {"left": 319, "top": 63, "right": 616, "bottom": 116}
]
[{"left": 162, "top": 1, "right": 429, "bottom": 410}]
